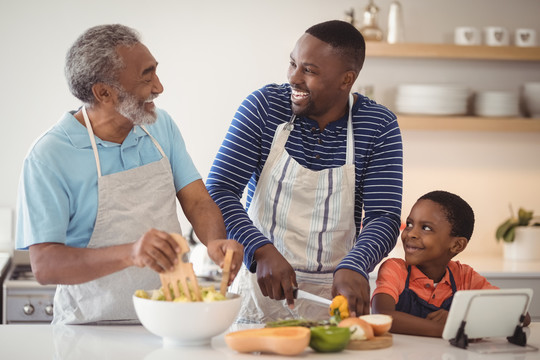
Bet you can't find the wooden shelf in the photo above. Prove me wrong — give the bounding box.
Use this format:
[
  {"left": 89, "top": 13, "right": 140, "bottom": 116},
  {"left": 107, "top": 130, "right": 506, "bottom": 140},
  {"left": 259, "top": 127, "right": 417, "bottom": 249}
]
[
  {"left": 397, "top": 115, "right": 540, "bottom": 132},
  {"left": 366, "top": 42, "right": 540, "bottom": 61}
]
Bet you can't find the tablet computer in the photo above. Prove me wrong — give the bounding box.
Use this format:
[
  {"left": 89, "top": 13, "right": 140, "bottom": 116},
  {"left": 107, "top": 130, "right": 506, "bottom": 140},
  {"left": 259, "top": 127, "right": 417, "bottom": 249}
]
[{"left": 442, "top": 288, "right": 533, "bottom": 341}]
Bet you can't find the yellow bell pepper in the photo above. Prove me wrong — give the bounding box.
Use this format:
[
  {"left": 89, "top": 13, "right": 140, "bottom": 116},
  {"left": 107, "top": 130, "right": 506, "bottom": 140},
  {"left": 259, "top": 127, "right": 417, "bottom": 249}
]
[{"left": 328, "top": 295, "right": 349, "bottom": 320}]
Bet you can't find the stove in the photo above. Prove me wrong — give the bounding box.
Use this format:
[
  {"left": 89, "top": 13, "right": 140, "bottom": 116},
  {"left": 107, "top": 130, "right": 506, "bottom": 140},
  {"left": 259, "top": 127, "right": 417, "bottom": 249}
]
[{"left": 2, "top": 251, "right": 56, "bottom": 324}]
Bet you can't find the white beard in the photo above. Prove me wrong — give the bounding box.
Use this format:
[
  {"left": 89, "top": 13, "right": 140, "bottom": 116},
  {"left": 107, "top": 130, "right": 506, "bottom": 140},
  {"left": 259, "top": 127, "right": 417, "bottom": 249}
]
[{"left": 116, "top": 89, "right": 158, "bottom": 126}]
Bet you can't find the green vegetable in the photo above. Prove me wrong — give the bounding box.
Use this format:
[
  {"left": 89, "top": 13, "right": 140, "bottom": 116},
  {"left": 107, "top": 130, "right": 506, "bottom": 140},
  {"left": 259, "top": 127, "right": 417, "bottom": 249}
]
[
  {"left": 265, "top": 318, "right": 322, "bottom": 328},
  {"left": 309, "top": 325, "right": 351, "bottom": 353}
]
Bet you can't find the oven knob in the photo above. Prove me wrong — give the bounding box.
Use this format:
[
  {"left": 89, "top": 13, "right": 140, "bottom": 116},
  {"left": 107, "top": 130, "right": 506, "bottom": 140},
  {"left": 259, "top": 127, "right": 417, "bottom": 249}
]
[
  {"left": 45, "top": 304, "right": 54, "bottom": 316},
  {"left": 23, "top": 303, "right": 35, "bottom": 315}
]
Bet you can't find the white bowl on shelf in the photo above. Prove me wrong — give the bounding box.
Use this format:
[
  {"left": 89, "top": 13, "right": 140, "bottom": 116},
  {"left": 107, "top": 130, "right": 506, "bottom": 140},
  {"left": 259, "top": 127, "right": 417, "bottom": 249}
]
[
  {"left": 523, "top": 82, "right": 540, "bottom": 118},
  {"left": 133, "top": 292, "right": 242, "bottom": 347},
  {"left": 395, "top": 84, "right": 469, "bottom": 115},
  {"left": 474, "top": 91, "right": 519, "bottom": 117}
]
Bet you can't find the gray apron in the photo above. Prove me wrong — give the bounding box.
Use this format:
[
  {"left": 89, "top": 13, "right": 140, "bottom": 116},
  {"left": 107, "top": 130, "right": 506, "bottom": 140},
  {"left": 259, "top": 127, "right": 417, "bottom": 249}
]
[
  {"left": 231, "top": 94, "right": 357, "bottom": 323},
  {"left": 52, "top": 107, "right": 182, "bottom": 324}
]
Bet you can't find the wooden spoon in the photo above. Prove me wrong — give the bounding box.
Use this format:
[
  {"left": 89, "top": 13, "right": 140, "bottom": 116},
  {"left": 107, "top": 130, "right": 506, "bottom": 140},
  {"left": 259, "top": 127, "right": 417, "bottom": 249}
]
[
  {"left": 159, "top": 233, "right": 202, "bottom": 301},
  {"left": 220, "top": 248, "right": 234, "bottom": 296}
]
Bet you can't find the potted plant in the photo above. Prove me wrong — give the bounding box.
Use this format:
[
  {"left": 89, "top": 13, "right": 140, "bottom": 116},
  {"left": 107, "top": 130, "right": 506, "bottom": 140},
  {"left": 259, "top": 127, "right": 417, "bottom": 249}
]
[{"left": 496, "top": 207, "right": 540, "bottom": 261}]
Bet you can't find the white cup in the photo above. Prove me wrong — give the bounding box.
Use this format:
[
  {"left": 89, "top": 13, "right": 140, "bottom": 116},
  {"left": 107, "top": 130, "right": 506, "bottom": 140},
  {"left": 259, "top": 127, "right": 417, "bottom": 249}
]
[
  {"left": 515, "top": 28, "right": 537, "bottom": 47},
  {"left": 454, "top": 27, "right": 480, "bottom": 45},
  {"left": 484, "top": 26, "right": 510, "bottom": 46}
]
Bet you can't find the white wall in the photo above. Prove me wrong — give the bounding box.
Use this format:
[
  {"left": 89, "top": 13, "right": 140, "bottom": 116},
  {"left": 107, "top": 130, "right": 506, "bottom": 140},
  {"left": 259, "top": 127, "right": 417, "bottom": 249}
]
[{"left": 1, "top": 0, "right": 539, "bottom": 256}]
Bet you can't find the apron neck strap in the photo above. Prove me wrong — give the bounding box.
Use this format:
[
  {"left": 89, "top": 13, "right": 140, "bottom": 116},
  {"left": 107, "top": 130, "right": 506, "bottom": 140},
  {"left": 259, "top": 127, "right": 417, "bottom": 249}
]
[
  {"left": 139, "top": 125, "right": 166, "bottom": 157},
  {"left": 345, "top": 93, "right": 355, "bottom": 165},
  {"left": 81, "top": 107, "right": 167, "bottom": 178},
  {"left": 82, "top": 106, "right": 102, "bottom": 178}
]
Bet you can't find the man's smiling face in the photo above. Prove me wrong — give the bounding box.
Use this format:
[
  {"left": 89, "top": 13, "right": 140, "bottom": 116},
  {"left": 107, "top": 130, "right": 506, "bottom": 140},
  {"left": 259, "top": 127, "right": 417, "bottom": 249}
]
[{"left": 287, "top": 33, "right": 350, "bottom": 122}]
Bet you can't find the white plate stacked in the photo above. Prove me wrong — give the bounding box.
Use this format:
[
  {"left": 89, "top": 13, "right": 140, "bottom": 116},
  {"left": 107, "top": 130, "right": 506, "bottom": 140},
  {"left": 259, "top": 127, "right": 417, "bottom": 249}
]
[
  {"left": 395, "top": 84, "right": 469, "bottom": 115},
  {"left": 523, "top": 82, "right": 540, "bottom": 118},
  {"left": 474, "top": 91, "right": 519, "bottom": 117}
]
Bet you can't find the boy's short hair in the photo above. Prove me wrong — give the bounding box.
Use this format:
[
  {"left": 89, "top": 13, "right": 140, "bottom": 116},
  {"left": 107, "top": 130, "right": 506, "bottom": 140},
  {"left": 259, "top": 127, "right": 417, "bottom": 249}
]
[
  {"left": 305, "top": 20, "right": 366, "bottom": 72},
  {"left": 419, "top": 190, "right": 475, "bottom": 241}
]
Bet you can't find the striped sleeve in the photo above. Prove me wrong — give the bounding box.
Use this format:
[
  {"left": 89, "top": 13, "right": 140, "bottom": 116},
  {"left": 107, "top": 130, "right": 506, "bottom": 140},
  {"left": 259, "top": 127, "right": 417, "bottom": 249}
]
[
  {"left": 207, "top": 86, "right": 285, "bottom": 269},
  {"left": 337, "top": 103, "right": 403, "bottom": 279}
]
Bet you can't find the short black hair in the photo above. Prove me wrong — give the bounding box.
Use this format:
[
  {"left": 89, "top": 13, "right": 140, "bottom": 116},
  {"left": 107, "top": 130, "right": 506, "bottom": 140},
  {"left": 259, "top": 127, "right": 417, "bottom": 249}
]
[
  {"left": 419, "top": 190, "right": 475, "bottom": 241},
  {"left": 305, "top": 20, "right": 365, "bottom": 72}
]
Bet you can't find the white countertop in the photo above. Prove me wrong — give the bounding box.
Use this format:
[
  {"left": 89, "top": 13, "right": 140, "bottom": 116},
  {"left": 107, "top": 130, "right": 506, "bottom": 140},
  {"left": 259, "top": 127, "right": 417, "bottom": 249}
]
[
  {"left": 0, "top": 323, "right": 538, "bottom": 360},
  {"left": 457, "top": 256, "right": 540, "bottom": 277},
  {"left": 369, "top": 246, "right": 540, "bottom": 279}
]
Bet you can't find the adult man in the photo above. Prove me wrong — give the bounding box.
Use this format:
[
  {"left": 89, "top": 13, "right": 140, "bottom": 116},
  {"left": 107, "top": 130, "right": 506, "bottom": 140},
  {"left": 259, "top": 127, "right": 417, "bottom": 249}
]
[
  {"left": 207, "top": 20, "right": 403, "bottom": 323},
  {"left": 16, "top": 24, "right": 243, "bottom": 324}
]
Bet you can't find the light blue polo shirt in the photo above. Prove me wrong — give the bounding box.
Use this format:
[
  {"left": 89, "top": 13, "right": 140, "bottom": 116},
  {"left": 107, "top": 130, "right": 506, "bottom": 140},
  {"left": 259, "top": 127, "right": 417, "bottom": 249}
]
[{"left": 16, "top": 108, "right": 201, "bottom": 250}]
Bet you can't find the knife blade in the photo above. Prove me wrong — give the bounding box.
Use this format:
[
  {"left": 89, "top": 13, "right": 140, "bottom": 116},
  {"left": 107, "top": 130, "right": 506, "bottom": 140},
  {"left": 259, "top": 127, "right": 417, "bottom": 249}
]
[{"left": 292, "top": 288, "right": 332, "bottom": 306}]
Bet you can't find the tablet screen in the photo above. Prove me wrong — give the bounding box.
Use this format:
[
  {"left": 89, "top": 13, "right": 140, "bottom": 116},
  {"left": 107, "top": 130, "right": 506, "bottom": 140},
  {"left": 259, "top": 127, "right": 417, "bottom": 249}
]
[{"left": 442, "top": 288, "right": 533, "bottom": 341}]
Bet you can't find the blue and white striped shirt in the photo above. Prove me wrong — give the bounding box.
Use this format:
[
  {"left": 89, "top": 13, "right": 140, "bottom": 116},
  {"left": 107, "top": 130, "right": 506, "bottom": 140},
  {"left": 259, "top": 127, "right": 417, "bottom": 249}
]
[{"left": 207, "top": 83, "right": 403, "bottom": 279}]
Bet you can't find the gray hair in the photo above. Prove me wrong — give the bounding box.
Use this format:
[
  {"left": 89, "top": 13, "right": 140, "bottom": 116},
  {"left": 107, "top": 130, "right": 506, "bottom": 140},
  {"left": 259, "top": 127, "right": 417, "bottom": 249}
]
[{"left": 65, "top": 24, "right": 141, "bottom": 105}]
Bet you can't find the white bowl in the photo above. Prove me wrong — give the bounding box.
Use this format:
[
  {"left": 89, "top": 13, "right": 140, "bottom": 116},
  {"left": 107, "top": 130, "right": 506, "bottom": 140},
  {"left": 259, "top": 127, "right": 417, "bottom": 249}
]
[{"left": 133, "top": 292, "right": 242, "bottom": 347}]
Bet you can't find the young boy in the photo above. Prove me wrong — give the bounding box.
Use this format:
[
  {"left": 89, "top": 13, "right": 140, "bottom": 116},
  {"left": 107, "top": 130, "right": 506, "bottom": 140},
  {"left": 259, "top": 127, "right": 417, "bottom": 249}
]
[{"left": 371, "top": 190, "right": 531, "bottom": 337}]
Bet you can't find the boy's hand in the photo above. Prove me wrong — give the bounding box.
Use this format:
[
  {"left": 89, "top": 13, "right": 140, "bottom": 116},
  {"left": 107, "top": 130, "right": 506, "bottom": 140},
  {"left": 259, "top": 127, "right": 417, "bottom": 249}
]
[{"left": 426, "top": 309, "right": 448, "bottom": 324}]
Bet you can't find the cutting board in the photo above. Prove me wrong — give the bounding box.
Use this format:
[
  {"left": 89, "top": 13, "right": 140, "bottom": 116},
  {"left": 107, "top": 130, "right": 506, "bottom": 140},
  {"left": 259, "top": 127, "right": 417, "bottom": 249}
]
[{"left": 346, "top": 333, "right": 393, "bottom": 350}]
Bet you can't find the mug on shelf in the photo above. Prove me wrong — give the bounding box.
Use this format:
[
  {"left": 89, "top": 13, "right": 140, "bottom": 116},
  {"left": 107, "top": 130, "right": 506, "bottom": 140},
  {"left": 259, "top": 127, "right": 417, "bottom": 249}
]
[
  {"left": 484, "top": 26, "right": 509, "bottom": 46},
  {"left": 515, "top": 28, "right": 537, "bottom": 47},
  {"left": 454, "top": 27, "right": 480, "bottom": 46}
]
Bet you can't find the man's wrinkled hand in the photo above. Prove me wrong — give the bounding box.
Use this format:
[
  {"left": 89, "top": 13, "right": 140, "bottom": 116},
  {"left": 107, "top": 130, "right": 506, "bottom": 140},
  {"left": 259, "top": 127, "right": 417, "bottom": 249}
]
[{"left": 130, "top": 229, "right": 180, "bottom": 273}]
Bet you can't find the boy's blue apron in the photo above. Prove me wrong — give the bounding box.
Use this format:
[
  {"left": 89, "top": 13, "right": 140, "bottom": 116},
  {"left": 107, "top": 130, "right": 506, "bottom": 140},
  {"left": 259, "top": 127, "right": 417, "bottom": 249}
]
[{"left": 395, "top": 265, "right": 457, "bottom": 318}]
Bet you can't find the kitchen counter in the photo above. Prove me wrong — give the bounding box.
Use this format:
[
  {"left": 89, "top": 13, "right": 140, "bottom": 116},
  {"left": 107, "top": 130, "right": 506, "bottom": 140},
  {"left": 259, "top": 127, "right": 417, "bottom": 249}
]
[{"left": 1, "top": 323, "right": 538, "bottom": 359}]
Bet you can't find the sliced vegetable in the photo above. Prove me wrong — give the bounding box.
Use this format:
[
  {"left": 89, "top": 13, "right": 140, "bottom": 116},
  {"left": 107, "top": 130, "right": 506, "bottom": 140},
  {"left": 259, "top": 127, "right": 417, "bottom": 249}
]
[
  {"left": 339, "top": 317, "right": 374, "bottom": 340},
  {"left": 309, "top": 325, "right": 351, "bottom": 353},
  {"left": 134, "top": 285, "right": 226, "bottom": 302},
  {"left": 359, "top": 314, "right": 393, "bottom": 336},
  {"left": 134, "top": 290, "right": 150, "bottom": 299},
  {"left": 225, "top": 326, "right": 310, "bottom": 356}
]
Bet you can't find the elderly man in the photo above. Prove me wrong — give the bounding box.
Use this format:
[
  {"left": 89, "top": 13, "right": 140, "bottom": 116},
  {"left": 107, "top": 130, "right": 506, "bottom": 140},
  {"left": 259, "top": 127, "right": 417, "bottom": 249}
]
[
  {"left": 16, "top": 24, "right": 243, "bottom": 324},
  {"left": 207, "top": 20, "right": 403, "bottom": 323}
]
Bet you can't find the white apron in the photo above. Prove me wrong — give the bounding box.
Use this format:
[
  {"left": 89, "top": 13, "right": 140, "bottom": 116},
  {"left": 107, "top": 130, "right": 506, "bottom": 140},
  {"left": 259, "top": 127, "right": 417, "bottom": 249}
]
[
  {"left": 53, "top": 107, "right": 182, "bottom": 324},
  {"left": 231, "top": 94, "right": 357, "bottom": 323}
]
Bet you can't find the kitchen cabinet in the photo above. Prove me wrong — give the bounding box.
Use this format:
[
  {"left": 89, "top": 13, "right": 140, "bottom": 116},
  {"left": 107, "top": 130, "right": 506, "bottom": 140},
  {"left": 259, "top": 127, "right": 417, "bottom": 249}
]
[{"left": 365, "top": 42, "right": 540, "bottom": 132}]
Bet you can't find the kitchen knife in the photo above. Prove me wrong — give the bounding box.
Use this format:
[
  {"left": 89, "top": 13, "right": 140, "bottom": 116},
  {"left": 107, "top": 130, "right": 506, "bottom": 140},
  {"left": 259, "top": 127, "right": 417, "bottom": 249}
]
[{"left": 292, "top": 288, "right": 332, "bottom": 306}]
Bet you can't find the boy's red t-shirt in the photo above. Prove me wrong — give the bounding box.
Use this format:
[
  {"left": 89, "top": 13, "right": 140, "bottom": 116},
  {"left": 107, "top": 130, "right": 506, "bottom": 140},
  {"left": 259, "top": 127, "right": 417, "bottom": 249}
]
[{"left": 372, "top": 258, "right": 498, "bottom": 308}]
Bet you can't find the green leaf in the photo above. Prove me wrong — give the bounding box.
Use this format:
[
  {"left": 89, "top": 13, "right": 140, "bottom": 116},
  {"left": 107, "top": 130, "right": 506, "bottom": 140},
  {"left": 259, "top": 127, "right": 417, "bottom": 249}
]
[
  {"left": 495, "top": 218, "right": 518, "bottom": 242},
  {"left": 517, "top": 208, "right": 534, "bottom": 226},
  {"left": 503, "top": 226, "right": 516, "bottom": 243}
]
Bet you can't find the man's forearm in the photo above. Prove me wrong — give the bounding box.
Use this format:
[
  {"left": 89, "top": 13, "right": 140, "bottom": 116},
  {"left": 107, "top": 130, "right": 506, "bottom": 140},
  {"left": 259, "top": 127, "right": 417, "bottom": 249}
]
[
  {"left": 188, "top": 198, "right": 227, "bottom": 245},
  {"left": 29, "top": 242, "right": 133, "bottom": 285}
]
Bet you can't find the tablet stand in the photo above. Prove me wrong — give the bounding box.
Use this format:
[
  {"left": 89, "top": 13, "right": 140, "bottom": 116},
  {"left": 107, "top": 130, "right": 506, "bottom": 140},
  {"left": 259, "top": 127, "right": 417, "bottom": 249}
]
[
  {"left": 449, "top": 304, "right": 528, "bottom": 349},
  {"left": 507, "top": 315, "right": 527, "bottom": 347},
  {"left": 449, "top": 320, "right": 468, "bottom": 349}
]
